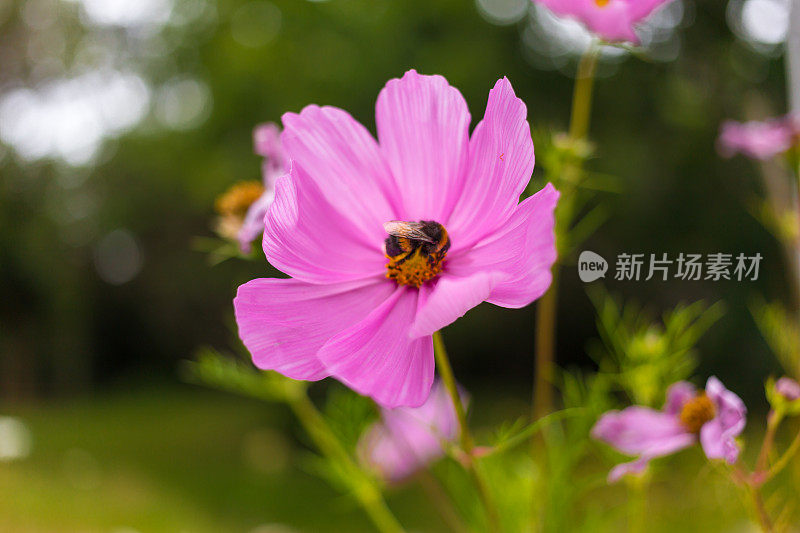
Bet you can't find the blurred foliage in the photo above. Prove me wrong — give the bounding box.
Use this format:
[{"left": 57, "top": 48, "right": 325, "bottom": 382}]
[
  {"left": 183, "top": 346, "right": 307, "bottom": 403},
  {"left": 534, "top": 370, "right": 612, "bottom": 532},
  {"left": 751, "top": 298, "right": 800, "bottom": 378},
  {"left": 588, "top": 287, "right": 724, "bottom": 406}
]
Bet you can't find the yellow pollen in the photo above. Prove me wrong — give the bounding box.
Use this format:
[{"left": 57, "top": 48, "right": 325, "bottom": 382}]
[
  {"left": 679, "top": 394, "right": 716, "bottom": 434},
  {"left": 215, "top": 181, "right": 264, "bottom": 218},
  {"left": 386, "top": 249, "right": 444, "bottom": 288},
  {"left": 594, "top": 0, "right": 610, "bottom": 6}
]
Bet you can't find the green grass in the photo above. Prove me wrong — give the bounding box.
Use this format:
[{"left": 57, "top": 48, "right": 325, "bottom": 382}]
[{"left": 0, "top": 384, "right": 445, "bottom": 533}]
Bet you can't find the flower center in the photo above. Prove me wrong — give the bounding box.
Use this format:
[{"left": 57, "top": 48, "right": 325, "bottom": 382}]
[
  {"left": 594, "top": 0, "right": 610, "bottom": 6},
  {"left": 384, "top": 220, "right": 450, "bottom": 288},
  {"left": 679, "top": 393, "right": 716, "bottom": 433},
  {"left": 215, "top": 180, "right": 265, "bottom": 218}
]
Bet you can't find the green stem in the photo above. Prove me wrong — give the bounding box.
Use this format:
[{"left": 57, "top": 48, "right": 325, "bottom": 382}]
[
  {"left": 287, "top": 392, "right": 405, "bottom": 533},
  {"left": 416, "top": 469, "right": 470, "bottom": 533},
  {"left": 763, "top": 426, "right": 800, "bottom": 483},
  {"left": 433, "top": 331, "right": 501, "bottom": 533},
  {"left": 569, "top": 44, "right": 600, "bottom": 142},
  {"left": 485, "top": 408, "right": 583, "bottom": 457},
  {"left": 748, "top": 484, "right": 773, "bottom": 533},
  {"left": 731, "top": 464, "right": 773, "bottom": 532},
  {"left": 627, "top": 476, "right": 648, "bottom": 533},
  {"left": 532, "top": 275, "right": 560, "bottom": 419},
  {"left": 532, "top": 44, "right": 599, "bottom": 420},
  {"left": 756, "top": 410, "right": 783, "bottom": 475}
]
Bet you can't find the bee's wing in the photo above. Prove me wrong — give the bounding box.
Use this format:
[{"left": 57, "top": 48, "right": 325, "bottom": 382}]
[{"left": 383, "top": 221, "right": 434, "bottom": 242}]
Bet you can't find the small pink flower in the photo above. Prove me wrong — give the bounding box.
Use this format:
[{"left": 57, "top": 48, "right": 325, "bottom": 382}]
[
  {"left": 775, "top": 377, "right": 800, "bottom": 401},
  {"left": 592, "top": 377, "right": 746, "bottom": 483},
  {"left": 532, "top": 0, "right": 674, "bottom": 43},
  {"left": 717, "top": 115, "right": 799, "bottom": 161},
  {"left": 358, "top": 381, "right": 463, "bottom": 482},
  {"left": 238, "top": 123, "right": 288, "bottom": 252},
  {"left": 234, "top": 70, "right": 559, "bottom": 408}
]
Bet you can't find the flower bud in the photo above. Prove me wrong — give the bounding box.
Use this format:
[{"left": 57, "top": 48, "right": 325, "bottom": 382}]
[
  {"left": 775, "top": 377, "right": 800, "bottom": 401},
  {"left": 766, "top": 377, "right": 800, "bottom": 416}
]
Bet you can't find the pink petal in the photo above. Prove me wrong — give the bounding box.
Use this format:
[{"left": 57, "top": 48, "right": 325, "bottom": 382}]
[
  {"left": 281, "top": 105, "right": 400, "bottom": 242},
  {"left": 624, "top": 0, "right": 675, "bottom": 21},
  {"left": 263, "top": 166, "right": 386, "bottom": 284},
  {"left": 234, "top": 278, "right": 395, "bottom": 381},
  {"left": 362, "top": 381, "right": 463, "bottom": 481},
  {"left": 607, "top": 456, "right": 651, "bottom": 483},
  {"left": 376, "top": 69, "right": 470, "bottom": 222},
  {"left": 238, "top": 189, "right": 275, "bottom": 253},
  {"left": 534, "top": 0, "right": 654, "bottom": 43},
  {"left": 253, "top": 122, "right": 287, "bottom": 170},
  {"left": 447, "top": 77, "right": 535, "bottom": 250},
  {"left": 717, "top": 117, "right": 796, "bottom": 160},
  {"left": 446, "top": 183, "right": 559, "bottom": 309},
  {"left": 663, "top": 381, "right": 696, "bottom": 416},
  {"left": 700, "top": 376, "right": 746, "bottom": 463},
  {"left": 409, "top": 271, "right": 502, "bottom": 338},
  {"left": 359, "top": 422, "right": 420, "bottom": 482},
  {"left": 318, "top": 287, "right": 435, "bottom": 408},
  {"left": 776, "top": 377, "right": 800, "bottom": 401},
  {"left": 383, "top": 380, "right": 464, "bottom": 444},
  {"left": 591, "top": 406, "right": 694, "bottom": 457}
]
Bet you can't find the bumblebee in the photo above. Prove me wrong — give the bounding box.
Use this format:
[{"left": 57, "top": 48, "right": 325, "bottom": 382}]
[{"left": 383, "top": 220, "right": 451, "bottom": 288}]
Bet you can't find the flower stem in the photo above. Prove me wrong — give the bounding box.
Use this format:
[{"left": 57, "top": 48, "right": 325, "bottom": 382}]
[
  {"left": 627, "top": 476, "right": 648, "bottom": 533},
  {"left": 287, "top": 391, "right": 405, "bottom": 533},
  {"left": 433, "top": 330, "right": 501, "bottom": 533},
  {"left": 532, "top": 44, "right": 599, "bottom": 420},
  {"left": 569, "top": 45, "right": 600, "bottom": 142},
  {"left": 749, "top": 484, "right": 774, "bottom": 533},
  {"left": 416, "top": 469, "right": 470, "bottom": 533},
  {"left": 763, "top": 425, "right": 800, "bottom": 483},
  {"left": 756, "top": 410, "right": 783, "bottom": 475},
  {"left": 731, "top": 463, "right": 773, "bottom": 532}
]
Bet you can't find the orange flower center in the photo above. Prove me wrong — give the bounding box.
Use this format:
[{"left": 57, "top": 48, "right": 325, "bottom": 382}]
[
  {"left": 215, "top": 181, "right": 265, "bottom": 218},
  {"left": 594, "top": 0, "right": 611, "bottom": 6},
  {"left": 679, "top": 393, "right": 716, "bottom": 434},
  {"left": 384, "top": 221, "right": 450, "bottom": 288}
]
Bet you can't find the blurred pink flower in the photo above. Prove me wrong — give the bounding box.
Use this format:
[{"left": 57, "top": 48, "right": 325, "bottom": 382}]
[
  {"left": 592, "top": 377, "right": 746, "bottom": 482},
  {"left": 717, "top": 115, "right": 799, "bottom": 161},
  {"left": 234, "top": 70, "right": 559, "bottom": 408},
  {"left": 359, "top": 381, "right": 463, "bottom": 482},
  {"left": 533, "top": 0, "right": 674, "bottom": 43},
  {"left": 238, "top": 123, "right": 288, "bottom": 252},
  {"left": 775, "top": 377, "right": 800, "bottom": 401}
]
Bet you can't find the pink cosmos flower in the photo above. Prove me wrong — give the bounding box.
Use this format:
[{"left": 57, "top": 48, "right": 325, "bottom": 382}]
[
  {"left": 717, "top": 115, "right": 800, "bottom": 161},
  {"left": 592, "top": 377, "right": 746, "bottom": 483},
  {"left": 358, "top": 380, "right": 463, "bottom": 482},
  {"left": 238, "top": 123, "right": 288, "bottom": 252},
  {"left": 532, "top": 0, "right": 674, "bottom": 43},
  {"left": 234, "top": 70, "right": 559, "bottom": 408}
]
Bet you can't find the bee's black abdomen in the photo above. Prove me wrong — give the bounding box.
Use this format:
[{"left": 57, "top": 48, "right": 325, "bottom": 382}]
[{"left": 385, "top": 236, "right": 404, "bottom": 257}]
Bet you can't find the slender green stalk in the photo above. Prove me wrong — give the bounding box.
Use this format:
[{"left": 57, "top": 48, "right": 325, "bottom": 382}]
[
  {"left": 749, "top": 485, "right": 774, "bottom": 533},
  {"left": 763, "top": 426, "right": 800, "bottom": 483},
  {"left": 416, "top": 469, "right": 470, "bottom": 533},
  {"left": 756, "top": 410, "right": 783, "bottom": 474},
  {"left": 433, "top": 331, "right": 501, "bottom": 533},
  {"left": 627, "top": 476, "right": 648, "bottom": 533},
  {"left": 532, "top": 44, "right": 599, "bottom": 419},
  {"left": 287, "top": 392, "right": 405, "bottom": 533},
  {"left": 569, "top": 45, "right": 600, "bottom": 142},
  {"left": 485, "top": 408, "right": 583, "bottom": 457}
]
